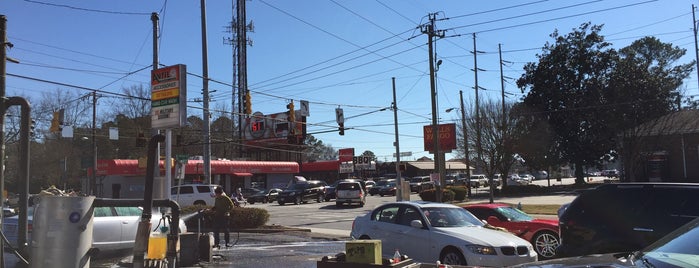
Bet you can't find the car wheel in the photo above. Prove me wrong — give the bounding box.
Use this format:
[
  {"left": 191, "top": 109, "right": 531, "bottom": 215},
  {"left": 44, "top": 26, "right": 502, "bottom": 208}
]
[
  {"left": 380, "top": 194, "right": 384, "bottom": 197},
  {"left": 316, "top": 195, "right": 323, "bottom": 203},
  {"left": 278, "top": 201, "right": 285, "bottom": 206},
  {"left": 248, "top": 200, "right": 255, "bottom": 205},
  {"left": 193, "top": 200, "right": 206, "bottom": 206},
  {"left": 440, "top": 247, "right": 466, "bottom": 265},
  {"left": 532, "top": 231, "right": 559, "bottom": 260},
  {"left": 359, "top": 202, "right": 365, "bottom": 207},
  {"left": 262, "top": 197, "right": 268, "bottom": 204},
  {"left": 324, "top": 196, "right": 331, "bottom": 201},
  {"left": 294, "top": 196, "right": 301, "bottom": 205},
  {"left": 336, "top": 202, "right": 342, "bottom": 207}
]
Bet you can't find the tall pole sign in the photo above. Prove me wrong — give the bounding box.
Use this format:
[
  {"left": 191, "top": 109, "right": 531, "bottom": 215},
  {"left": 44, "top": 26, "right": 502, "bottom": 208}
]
[{"left": 151, "top": 64, "right": 187, "bottom": 129}]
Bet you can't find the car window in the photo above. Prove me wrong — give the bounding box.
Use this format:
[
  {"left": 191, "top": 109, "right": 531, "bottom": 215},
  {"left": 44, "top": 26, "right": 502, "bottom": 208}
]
[
  {"left": 196, "top": 185, "right": 212, "bottom": 194},
  {"left": 94, "top": 207, "right": 112, "bottom": 217},
  {"left": 373, "top": 206, "right": 399, "bottom": 223},
  {"left": 173, "top": 186, "right": 193, "bottom": 195},
  {"left": 114, "top": 207, "right": 142, "bottom": 217},
  {"left": 338, "top": 183, "right": 360, "bottom": 190},
  {"left": 399, "top": 207, "right": 423, "bottom": 226}
]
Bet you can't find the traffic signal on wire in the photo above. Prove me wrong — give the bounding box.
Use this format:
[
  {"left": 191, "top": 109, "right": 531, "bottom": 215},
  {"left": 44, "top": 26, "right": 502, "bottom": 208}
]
[{"left": 339, "top": 122, "right": 344, "bottom": 136}]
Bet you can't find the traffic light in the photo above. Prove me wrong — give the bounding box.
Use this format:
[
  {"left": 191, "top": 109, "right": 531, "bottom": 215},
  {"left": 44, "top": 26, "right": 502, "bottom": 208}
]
[
  {"left": 339, "top": 122, "right": 344, "bottom": 136},
  {"left": 287, "top": 101, "right": 295, "bottom": 122},
  {"left": 50, "top": 110, "right": 63, "bottom": 133},
  {"left": 244, "top": 91, "right": 252, "bottom": 114}
]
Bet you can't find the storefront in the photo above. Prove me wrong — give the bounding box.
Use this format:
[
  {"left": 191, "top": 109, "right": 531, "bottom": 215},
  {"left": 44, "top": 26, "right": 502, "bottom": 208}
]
[{"left": 94, "top": 159, "right": 299, "bottom": 198}]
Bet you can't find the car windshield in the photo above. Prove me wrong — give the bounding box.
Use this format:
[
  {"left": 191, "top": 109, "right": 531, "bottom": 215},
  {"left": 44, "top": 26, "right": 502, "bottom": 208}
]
[
  {"left": 494, "top": 206, "right": 533, "bottom": 222},
  {"left": 638, "top": 218, "right": 699, "bottom": 267},
  {"left": 423, "top": 207, "right": 484, "bottom": 228},
  {"left": 410, "top": 177, "right": 423, "bottom": 183},
  {"left": 385, "top": 182, "right": 396, "bottom": 187}
]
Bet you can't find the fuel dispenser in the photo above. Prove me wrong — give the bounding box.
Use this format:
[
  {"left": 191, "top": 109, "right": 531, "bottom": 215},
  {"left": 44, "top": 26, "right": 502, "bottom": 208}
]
[{"left": 29, "top": 195, "right": 95, "bottom": 268}]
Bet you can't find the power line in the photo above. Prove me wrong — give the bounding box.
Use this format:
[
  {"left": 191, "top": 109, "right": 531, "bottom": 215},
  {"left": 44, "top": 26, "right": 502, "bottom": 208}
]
[{"left": 23, "top": 0, "right": 152, "bottom": 16}]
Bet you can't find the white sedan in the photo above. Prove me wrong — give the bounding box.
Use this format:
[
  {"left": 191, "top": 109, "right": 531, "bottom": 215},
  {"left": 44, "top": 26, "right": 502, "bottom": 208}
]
[
  {"left": 2, "top": 206, "right": 187, "bottom": 253},
  {"left": 350, "top": 201, "right": 537, "bottom": 266}
]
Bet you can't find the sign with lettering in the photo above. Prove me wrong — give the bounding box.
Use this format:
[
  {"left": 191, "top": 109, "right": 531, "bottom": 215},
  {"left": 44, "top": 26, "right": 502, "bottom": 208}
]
[
  {"left": 423, "top": 123, "right": 457, "bottom": 153},
  {"left": 151, "top": 64, "right": 187, "bottom": 129}
]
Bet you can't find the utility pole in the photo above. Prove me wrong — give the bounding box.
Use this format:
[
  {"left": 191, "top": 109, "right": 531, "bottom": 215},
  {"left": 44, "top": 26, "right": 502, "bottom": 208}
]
[
  {"left": 458, "top": 90, "right": 471, "bottom": 197},
  {"left": 693, "top": 5, "right": 699, "bottom": 94},
  {"left": 472, "top": 33, "right": 491, "bottom": 203},
  {"left": 1, "top": 14, "right": 7, "bottom": 266},
  {"left": 392, "top": 77, "right": 405, "bottom": 201},
  {"left": 151, "top": 12, "right": 161, "bottom": 193},
  {"left": 499, "top": 44, "right": 506, "bottom": 132},
  {"left": 225, "top": 0, "right": 253, "bottom": 159},
  {"left": 201, "top": 0, "right": 212, "bottom": 184},
  {"left": 421, "top": 13, "right": 445, "bottom": 202},
  {"left": 91, "top": 91, "right": 97, "bottom": 196}
]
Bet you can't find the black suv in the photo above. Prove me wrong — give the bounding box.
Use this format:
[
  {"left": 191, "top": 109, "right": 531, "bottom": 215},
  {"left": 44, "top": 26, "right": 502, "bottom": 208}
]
[
  {"left": 556, "top": 183, "right": 699, "bottom": 258},
  {"left": 277, "top": 180, "right": 327, "bottom": 205}
]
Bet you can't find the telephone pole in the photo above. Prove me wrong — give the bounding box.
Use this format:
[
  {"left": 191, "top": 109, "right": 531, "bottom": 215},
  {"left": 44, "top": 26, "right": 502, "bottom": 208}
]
[{"left": 421, "top": 13, "right": 446, "bottom": 202}]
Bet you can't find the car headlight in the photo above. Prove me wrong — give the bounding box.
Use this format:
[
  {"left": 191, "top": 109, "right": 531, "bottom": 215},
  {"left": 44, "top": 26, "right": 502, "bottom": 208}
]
[{"left": 466, "top": 245, "right": 497, "bottom": 255}]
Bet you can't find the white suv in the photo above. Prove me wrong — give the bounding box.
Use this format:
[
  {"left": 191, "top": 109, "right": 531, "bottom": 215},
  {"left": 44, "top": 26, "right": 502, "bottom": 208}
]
[{"left": 171, "top": 184, "right": 220, "bottom": 206}]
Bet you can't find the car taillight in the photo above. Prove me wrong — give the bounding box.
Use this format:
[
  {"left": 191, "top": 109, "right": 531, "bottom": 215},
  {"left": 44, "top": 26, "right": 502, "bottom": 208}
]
[{"left": 27, "top": 223, "right": 32, "bottom": 233}]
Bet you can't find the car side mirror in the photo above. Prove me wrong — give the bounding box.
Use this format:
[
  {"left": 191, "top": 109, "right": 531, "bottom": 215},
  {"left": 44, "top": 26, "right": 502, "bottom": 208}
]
[
  {"left": 486, "top": 216, "right": 500, "bottom": 223},
  {"left": 410, "top": 220, "right": 424, "bottom": 229}
]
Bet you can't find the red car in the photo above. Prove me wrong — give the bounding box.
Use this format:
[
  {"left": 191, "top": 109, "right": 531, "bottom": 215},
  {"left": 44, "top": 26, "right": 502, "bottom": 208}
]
[{"left": 463, "top": 203, "right": 560, "bottom": 259}]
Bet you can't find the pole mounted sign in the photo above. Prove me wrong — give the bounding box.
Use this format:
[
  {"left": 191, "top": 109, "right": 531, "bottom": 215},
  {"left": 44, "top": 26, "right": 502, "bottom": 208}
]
[
  {"left": 423, "top": 123, "right": 457, "bottom": 153},
  {"left": 151, "top": 64, "right": 187, "bottom": 129}
]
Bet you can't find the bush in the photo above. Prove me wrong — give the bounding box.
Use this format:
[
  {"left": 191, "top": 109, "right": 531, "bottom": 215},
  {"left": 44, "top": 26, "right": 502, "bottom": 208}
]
[
  {"left": 181, "top": 205, "right": 269, "bottom": 230},
  {"left": 418, "top": 188, "right": 455, "bottom": 203},
  {"left": 446, "top": 186, "right": 468, "bottom": 201}
]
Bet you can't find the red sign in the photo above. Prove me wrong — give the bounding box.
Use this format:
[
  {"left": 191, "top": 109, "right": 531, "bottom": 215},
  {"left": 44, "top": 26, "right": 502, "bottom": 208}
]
[
  {"left": 338, "top": 148, "right": 354, "bottom": 162},
  {"left": 423, "top": 123, "right": 457, "bottom": 153}
]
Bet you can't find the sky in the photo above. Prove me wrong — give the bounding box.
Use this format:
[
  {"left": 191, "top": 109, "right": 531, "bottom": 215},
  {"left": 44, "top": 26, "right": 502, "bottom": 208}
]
[{"left": 3, "top": 0, "right": 699, "bottom": 162}]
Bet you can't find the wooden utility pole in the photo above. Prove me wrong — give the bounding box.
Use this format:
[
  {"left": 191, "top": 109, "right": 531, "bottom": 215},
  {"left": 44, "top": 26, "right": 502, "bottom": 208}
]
[{"left": 422, "top": 13, "right": 445, "bottom": 202}]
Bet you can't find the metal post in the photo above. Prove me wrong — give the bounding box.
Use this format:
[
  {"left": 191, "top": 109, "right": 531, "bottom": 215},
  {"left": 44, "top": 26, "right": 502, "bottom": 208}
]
[{"left": 0, "top": 15, "right": 7, "bottom": 266}]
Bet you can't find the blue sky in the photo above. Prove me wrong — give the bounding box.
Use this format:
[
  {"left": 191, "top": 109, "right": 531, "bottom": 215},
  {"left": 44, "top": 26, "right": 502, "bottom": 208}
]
[{"left": 3, "top": 0, "right": 698, "bottom": 162}]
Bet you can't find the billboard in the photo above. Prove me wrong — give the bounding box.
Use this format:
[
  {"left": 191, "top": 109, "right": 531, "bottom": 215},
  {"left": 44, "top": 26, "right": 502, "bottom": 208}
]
[{"left": 243, "top": 111, "right": 305, "bottom": 145}]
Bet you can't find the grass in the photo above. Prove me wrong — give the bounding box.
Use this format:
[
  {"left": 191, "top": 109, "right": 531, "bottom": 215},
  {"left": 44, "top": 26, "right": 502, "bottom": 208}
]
[{"left": 518, "top": 204, "right": 561, "bottom": 215}]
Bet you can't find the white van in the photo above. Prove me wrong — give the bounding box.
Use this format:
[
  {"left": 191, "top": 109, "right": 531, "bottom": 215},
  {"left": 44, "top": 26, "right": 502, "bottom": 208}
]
[{"left": 171, "top": 184, "right": 220, "bottom": 206}]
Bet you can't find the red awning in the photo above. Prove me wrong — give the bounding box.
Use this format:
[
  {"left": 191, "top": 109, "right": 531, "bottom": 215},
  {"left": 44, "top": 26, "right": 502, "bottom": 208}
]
[
  {"left": 232, "top": 173, "right": 253, "bottom": 177},
  {"left": 301, "top": 160, "right": 340, "bottom": 172},
  {"left": 97, "top": 159, "right": 299, "bottom": 176}
]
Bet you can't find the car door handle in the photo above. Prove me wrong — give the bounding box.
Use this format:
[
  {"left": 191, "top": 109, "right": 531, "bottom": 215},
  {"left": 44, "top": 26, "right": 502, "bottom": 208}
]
[
  {"left": 122, "top": 221, "right": 130, "bottom": 224},
  {"left": 633, "top": 227, "right": 654, "bottom": 232}
]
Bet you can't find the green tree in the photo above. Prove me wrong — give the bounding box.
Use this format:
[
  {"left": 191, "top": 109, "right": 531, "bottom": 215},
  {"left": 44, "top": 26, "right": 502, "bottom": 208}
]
[
  {"left": 303, "top": 134, "right": 337, "bottom": 161},
  {"left": 517, "top": 23, "right": 618, "bottom": 184}
]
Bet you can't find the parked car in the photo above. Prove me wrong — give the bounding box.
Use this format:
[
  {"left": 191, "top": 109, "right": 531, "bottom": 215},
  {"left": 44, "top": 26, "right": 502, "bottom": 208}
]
[
  {"left": 470, "top": 174, "right": 488, "bottom": 188},
  {"left": 246, "top": 188, "right": 282, "bottom": 204},
  {"left": 350, "top": 201, "right": 537, "bottom": 266},
  {"left": 2, "top": 205, "right": 187, "bottom": 253},
  {"left": 324, "top": 180, "right": 340, "bottom": 201},
  {"left": 335, "top": 181, "right": 366, "bottom": 207},
  {"left": 510, "top": 213, "right": 699, "bottom": 267},
  {"left": 171, "top": 184, "right": 220, "bottom": 206},
  {"left": 556, "top": 183, "right": 699, "bottom": 258},
  {"left": 409, "top": 176, "right": 431, "bottom": 193},
  {"left": 239, "top": 188, "right": 263, "bottom": 199},
  {"left": 518, "top": 174, "right": 534, "bottom": 183},
  {"left": 277, "top": 180, "right": 327, "bottom": 205},
  {"left": 600, "top": 169, "right": 619, "bottom": 178},
  {"left": 507, "top": 174, "right": 528, "bottom": 186},
  {"left": 463, "top": 203, "right": 560, "bottom": 259},
  {"left": 364, "top": 180, "right": 376, "bottom": 192},
  {"left": 369, "top": 179, "right": 395, "bottom": 196},
  {"left": 377, "top": 182, "right": 398, "bottom": 196}
]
